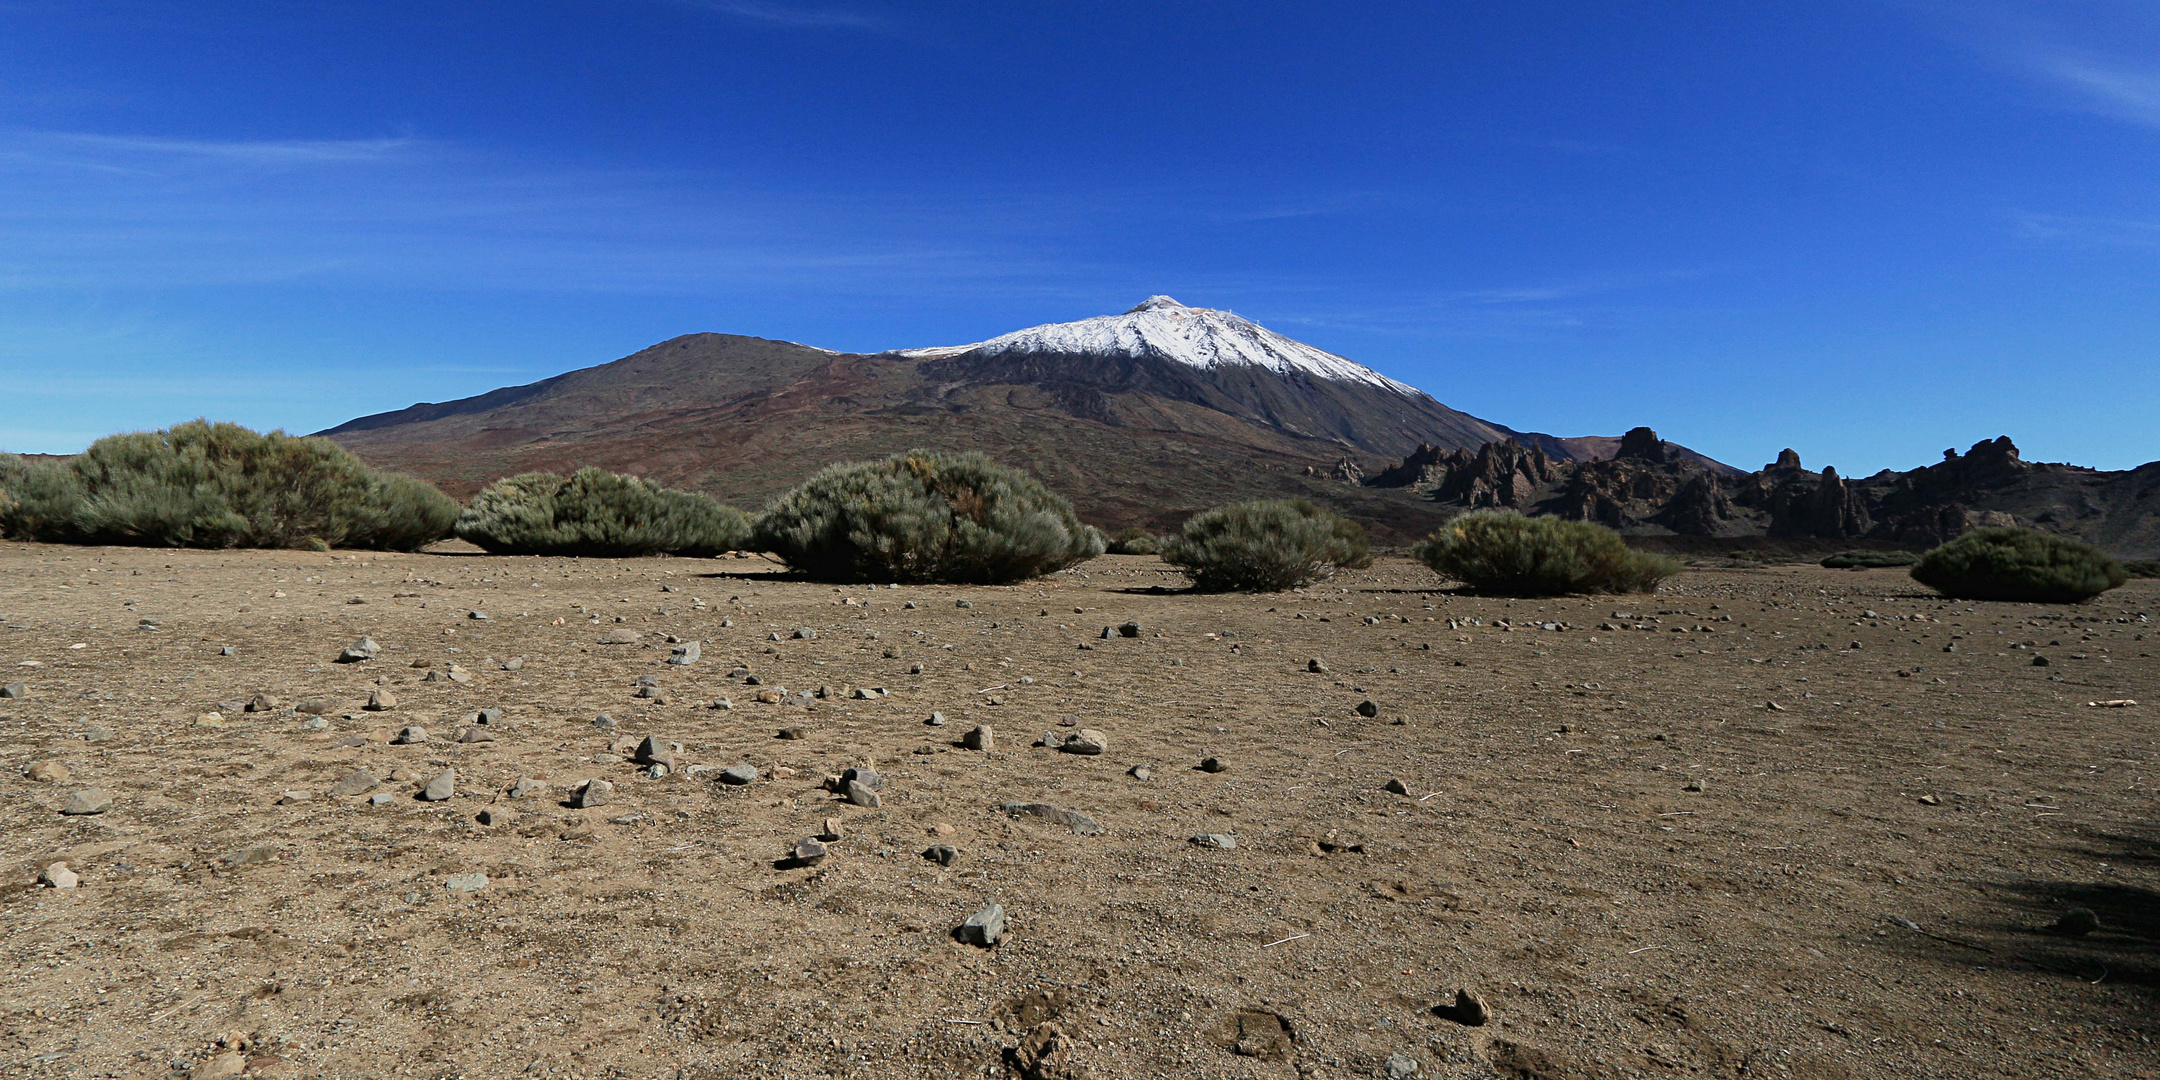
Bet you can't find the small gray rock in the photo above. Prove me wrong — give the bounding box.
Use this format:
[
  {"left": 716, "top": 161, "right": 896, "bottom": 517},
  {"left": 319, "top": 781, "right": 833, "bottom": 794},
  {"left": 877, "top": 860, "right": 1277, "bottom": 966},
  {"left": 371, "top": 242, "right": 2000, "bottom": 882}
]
[
  {"left": 841, "top": 767, "right": 883, "bottom": 790},
  {"left": 60, "top": 788, "right": 114, "bottom": 815},
  {"left": 393, "top": 725, "right": 428, "bottom": 745},
  {"left": 368, "top": 792, "right": 396, "bottom": 806},
  {"left": 1307, "top": 658, "right": 1328, "bottom": 673},
  {"left": 1000, "top": 802, "right": 1102, "bottom": 835},
  {"left": 792, "top": 627, "right": 816, "bottom": 640},
  {"left": 445, "top": 872, "right": 488, "bottom": 893},
  {"left": 791, "top": 836, "right": 828, "bottom": 865},
  {"left": 592, "top": 713, "right": 618, "bottom": 731},
  {"left": 420, "top": 769, "right": 456, "bottom": 801},
  {"left": 926, "top": 711, "right": 948, "bottom": 726},
  {"left": 364, "top": 689, "right": 397, "bottom": 711},
  {"left": 960, "top": 903, "right": 1004, "bottom": 947},
  {"left": 709, "top": 697, "right": 734, "bottom": 710},
  {"left": 1199, "top": 756, "right": 1227, "bottom": 773},
  {"left": 457, "top": 725, "right": 494, "bottom": 743},
  {"left": 1128, "top": 765, "right": 1153, "bottom": 781},
  {"left": 1190, "top": 832, "right": 1237, "bottom": 849},
  {"left": 327, "top": 769, "right": 379, "bottom": 797},
  {"left": 1118, "top": 622, "right": 1141, "bottom": 638},
  {"left": 954, "top": 600, "right": 973, "bottom": 610},
  {"left": 335, "top": 636, "right": 381, "bottom": 663},
  {"left": 467, "top": 610, "right": 488, "bottom": 621},
  {"left": 963, "top": 725, "right": 994, "bottom": 751},
  {"left": 82, "top": 727, "right": 112, "bottom": 742},
  {"left": 668, "top": 640, "right": 701, "bottom": 665},
  {"left": 719, "top": 764, "right": 757, "bottom": 786},
  {"left": 1385, "top": 1052, "right": 1421, "bottom": 1079},
  {"left": 842, "top": 780, "right": 882, "bottom": 808},
  {"left": 1355, "top": 700, "right": 1379, "bottom": 718},
  {"left": 572, "top": 779, "right": 613, "bottom": 808},
  {"left": 300, "top": 716, "right": 330, "bottom": 732},
  {"left": 508, "top": 777, "right": 546, "bottom": 799},
  {"left": 476, "top": 807, "right": 513, "bottom": 826},
  {"left": 1384, "top": 778, "right": 1410, "bottom": 795},
  {"left": 599, "top": 629, "right": 641, "bottom": 645},
  {"left": 924, "top": 844, "right": 959, "bottom": 867},
  {"left": 635, "top": 735, "right": 679, "bottom": 768},
  {"left": 1063, "top": 728, "right": 1107, "bottom": 755}
]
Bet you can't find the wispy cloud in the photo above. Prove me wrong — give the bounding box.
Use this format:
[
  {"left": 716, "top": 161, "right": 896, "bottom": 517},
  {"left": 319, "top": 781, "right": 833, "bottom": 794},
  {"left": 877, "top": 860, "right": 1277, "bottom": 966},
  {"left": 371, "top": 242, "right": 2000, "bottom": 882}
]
[
  {"left": 681, "top": 1, "right": 889, "bottom": 31},
  {"left": 2012, "top": 209, "right": 2160, "bottom": 247},
  {"left": 1925, "top": 1, "right": 2160, "bottom": 131}
]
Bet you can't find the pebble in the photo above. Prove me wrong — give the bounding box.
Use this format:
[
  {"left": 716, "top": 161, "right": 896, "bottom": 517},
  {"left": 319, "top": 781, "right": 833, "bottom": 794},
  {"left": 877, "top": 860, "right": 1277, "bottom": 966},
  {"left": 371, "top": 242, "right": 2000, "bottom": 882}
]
[
  {"left": 1129, "top": 765, "right": 1153, "bottom": 781},
  {"left": 223, "top": 846, "right": 278, "bottom": 867},
  {"left": 477, "top": 807, "right": 513, "bottom": 826},
  {"left": 2032, "top": 655, "right": 2051, "bottom": 667},
  {"left": 791, "top": 837, "right": 828, "bottom": 865},
  {"left": 1190, "top": 833, "right": 1237, "bottom": 849},
  {"left": 508, "top": 777, "right": 546, "bottom": 799},
  {"left": 193, "top": 712, "right": 224, "bottom": 728},
  {"left": 719, "top": 764, "right": 758, "bottom": 785},
  {"left": 793, "top": 627, "right": 816, "bottom": 640},
  {"left": 924, "top": 844, "right": 960, "bottom": 867},
  {"left": 842, "top": 780, "right": 882, "bottom": 808},
  {"left": 276, "top": 790, "right": 313, "bottom": 805},
  {"left": 963, "top": 725, "right": 995, "bottom": 751},
  {"left": 635, "top": 736, "right": 680, "bottom": 768},
  {"left": 297, "top": 697, "right": 336, "bottom": 715},
  {"left": 420, "top": 769, "right": 456, "bottom": 801},
  {"left": 368, "top": 792, "right": 396, "bottom": 806},
  {"left": 38, "top": 862, "right": 78, "bottom": 889},
  {"left": 1001, "top": 802, "right": 1103, "bottom": 835},
  {"left": 82, "top": 727, "right": 112, "bottom": 742},
  {"left": 393, "top": 725, "right": 428, "bottom": 744},
  {"left": 1384, "top": 778, "right": 1410, "bottom": 796},
  {"left": 244, "top": 693, "right": 279, "bottom": 713},
  {"left": 60, "top": 788, "right": 113, "bottom": 815},
  {"left": 1917, "top": 794, "right": 1940, "bottom": 806},
  {"left": 599, "top": 629, "right": 641, "bottom": 645},
  {"left": 777, "top": 725, "right": 807, "bottom": 740},
  {"left": 365, "top": 689, "right": 397, "bottom": 711},
  {"left": 1683, "top": 777, "right": 1706, "bottom": 793},
  {"left": 0, "top": 681, "right": 25, "bottom": 698},
  {"left": 335, "top": 636, "right": 380, "bottom": 663},
  {"left": 593, "top": 713, "right": 618, "bottom": 731},
  {"left": 572, "top": 779, "right": 613, "bottom": 808},
  {"left": 445, "top": 872, "right": 488, "bottom": 893},
  {"left": 955, "top": 600, "right": 973, "bottom": 609},
  {"left": 926, "top": 711, "right": 948, "bottom": 726},
  {"left": 502, "top": 657, "right": 525, "bottom": 671},
  {"left": 1041, "top": 731, "right": 1065, "bottom": 749},
  {"left": 961, "top": 903, "right": 1005, "bottom": 947},
  {"left": 467, "top": 610, "right": 488, "bottom": 621},
  {"left": 328, "top": 769, "right": 379, "bottom": 796},
  {"left": 1199, "top": 757, "right": 1227, "bottom": 773},
  {"left": 819, "top": 817, "right": 843, "bottom": 841},
  {"left": 1440, "top": 988, "right": 1491, "bottom": 1026},
  {"left": 668, "top": 641, "right": 701, "bottom": 665},
  {"left": 1063, "top": 728, "right": 1108, "bottom": 755},
  {"left": 457, "top": 725, "right": 495, "bottom": 743},
  {"left": 1355, "top": 700, "right": 1379, "bottom": 718},
  {"left": 1385, "top": 1052, "right": 1421, "bottom": 1079},
  {"left": 710, "top": 697, "right": 734, "bottom": 710},
  {"left": 25, "top": 760, "right": 70, "bottom": 783},
  {"left": 1308, "top": 658, "right": 1328, "bottom": 673}
]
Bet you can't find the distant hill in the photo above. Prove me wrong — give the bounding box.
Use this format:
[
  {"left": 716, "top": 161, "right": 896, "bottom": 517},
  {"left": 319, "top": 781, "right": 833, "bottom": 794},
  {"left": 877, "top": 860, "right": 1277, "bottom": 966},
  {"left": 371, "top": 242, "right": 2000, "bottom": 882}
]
[{"left": 320, "top": 297, "right": 1730, "bottom": 539}]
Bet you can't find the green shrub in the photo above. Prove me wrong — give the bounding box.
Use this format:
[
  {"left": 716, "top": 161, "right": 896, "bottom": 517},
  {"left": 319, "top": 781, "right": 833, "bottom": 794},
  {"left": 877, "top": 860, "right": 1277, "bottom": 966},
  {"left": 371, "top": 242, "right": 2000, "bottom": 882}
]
[
  {"left": 2123, "top": 560, "right": 2160, "bottom": 580},
  {"left": 1412, "top": 510, "right": 1679, "bottom": 596},
  {"left": 1821, "top": 549, "right": 1920, "bottom": 569},
  {"left": 1909, "top": 527, "right": 2127, "bottom": 603},
  {"left": 455, "top": 467, "right": 750, "bottom": 557},
  {"left": 1106, "top": 527, "right": 1161, "bottom": 556},
  {"left": 1161, "top": 499, "right": 1368, "bottom": 592},
  {"left": 0, "top": 420, "right": 456, "bottom": 550},
  {"left": 753, "top": 450, "right": 1104, "bottom": 583}
]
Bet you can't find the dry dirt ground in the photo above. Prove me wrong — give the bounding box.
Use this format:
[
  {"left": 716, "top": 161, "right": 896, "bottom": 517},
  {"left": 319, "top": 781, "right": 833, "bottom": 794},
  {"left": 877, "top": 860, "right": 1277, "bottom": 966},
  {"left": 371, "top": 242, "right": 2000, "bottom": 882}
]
[{"left": 2, "top": 543, "right": 2156, "bottom": 1080}]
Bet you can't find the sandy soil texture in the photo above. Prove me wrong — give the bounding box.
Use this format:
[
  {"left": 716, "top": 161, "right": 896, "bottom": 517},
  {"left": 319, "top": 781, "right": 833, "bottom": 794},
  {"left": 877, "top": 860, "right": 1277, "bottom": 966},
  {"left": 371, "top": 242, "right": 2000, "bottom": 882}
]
[{"left": 2, "top": 544, "right": 2155, "bottom": 1079}]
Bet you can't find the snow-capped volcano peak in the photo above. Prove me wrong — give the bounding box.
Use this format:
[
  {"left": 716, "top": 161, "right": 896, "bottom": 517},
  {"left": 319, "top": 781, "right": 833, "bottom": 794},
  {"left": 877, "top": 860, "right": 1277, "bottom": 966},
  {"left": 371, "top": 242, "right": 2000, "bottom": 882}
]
[{"left": 897, "top": 297, "right": 1422, "bottom": 394}]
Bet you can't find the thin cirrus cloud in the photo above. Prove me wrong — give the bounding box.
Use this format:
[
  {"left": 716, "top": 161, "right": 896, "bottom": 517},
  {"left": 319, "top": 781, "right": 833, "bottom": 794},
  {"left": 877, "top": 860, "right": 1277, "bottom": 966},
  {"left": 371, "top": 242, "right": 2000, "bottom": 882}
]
[
  {"left": 2022, "top": 46, "right": 2160, "bottom": 128},
  {"left": 681, "top": 1, "right": 890, "bottom": 31}
]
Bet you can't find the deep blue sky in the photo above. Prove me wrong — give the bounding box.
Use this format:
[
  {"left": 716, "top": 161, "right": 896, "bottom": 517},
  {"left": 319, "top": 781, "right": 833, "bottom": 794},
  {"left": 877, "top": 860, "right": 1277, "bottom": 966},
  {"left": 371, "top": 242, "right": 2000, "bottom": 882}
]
[{"left": 2, "top": 1, "right": 2156, "bottom": 472}]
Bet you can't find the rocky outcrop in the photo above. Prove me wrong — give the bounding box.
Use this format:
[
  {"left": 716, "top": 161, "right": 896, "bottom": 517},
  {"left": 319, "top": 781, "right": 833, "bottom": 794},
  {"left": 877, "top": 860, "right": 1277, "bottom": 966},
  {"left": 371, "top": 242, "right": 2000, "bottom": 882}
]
[{"left": 1362, "top": 432, "right": 2160, "bottom": 555}]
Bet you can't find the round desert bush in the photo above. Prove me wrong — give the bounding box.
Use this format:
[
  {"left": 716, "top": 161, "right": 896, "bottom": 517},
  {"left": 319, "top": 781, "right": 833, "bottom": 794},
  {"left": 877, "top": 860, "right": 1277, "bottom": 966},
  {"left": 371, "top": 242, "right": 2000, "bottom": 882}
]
[
  {"left": 1161, "top": 499, "right": 1368, "bottom": 592},
  {"left": 455, "top": 467, "right": 750, "bottom": 557},
  {"left": 0, "top": 420, "right": 456, "bottom": 550},
  {"left": 1412, "top": 510, "right": 1679, "bottom": 596},
  {"left": 753, "top": 450, "right": 1104, "bottom": 584},
  {"left": 1106, "top": 527, "right": 1161, "bottom": 556},
  {"left": 1909, "top": 527, "right": 2127, "bottom": 603}
]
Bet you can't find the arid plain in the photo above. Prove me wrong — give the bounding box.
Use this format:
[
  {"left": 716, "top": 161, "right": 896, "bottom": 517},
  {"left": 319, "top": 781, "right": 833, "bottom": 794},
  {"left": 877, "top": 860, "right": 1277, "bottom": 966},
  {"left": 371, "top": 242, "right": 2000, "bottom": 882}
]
[{"left": 3, "top": 544, "right": 2155, "bottom": 1080}]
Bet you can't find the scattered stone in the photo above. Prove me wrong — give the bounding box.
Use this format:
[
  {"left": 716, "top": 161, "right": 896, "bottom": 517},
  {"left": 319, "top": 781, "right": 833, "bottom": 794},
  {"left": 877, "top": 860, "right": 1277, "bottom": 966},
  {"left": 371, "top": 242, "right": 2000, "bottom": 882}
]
[
  {"left": 926, "top": 711, "right": 948, "bottom": 727},
  {"left": 467, "top": 610, "right": 488, "bottom": 621},
  {"left": 218, "top": 645, "right": 236, "bottom": 656},
  {"left": 793, "top": 627, "right": 816, "bottom": 640},
  {"left": 1385, "top": 1053, "right": 1421, "bottom": 1079},
  {"left": 477, "top": 807, "right": 513, "bottom": 827},
  {"left": 635, "top": 736, "right": 680, "bottom": 769},
  {"left": 1041, "top": 731, "right": 1064, "bottom": 749},
  {"left": 368, "top": 792, "right": 396, "bottom": 806},
  {"left": 2053, "top": 907, "right": 2100, "bottom": 936},
  {"left": 955, "top": 600, "right": 973, "bottom": 610},
  {"left": 904, "top": 601, "right": 918, "bottom": 609},
  {"left": 410, "top": 768, "right": 456, "bottom": 801},
  {"left": 1355, "top": 700, "right": 1379, "bottom": 718},
  {"left": 61, "top": 788, "right": 113, "bottom": 815},
  {"left": 1118, "top": 622, "right": 1141, "bottom": 638},
  {"left": 1190, "top": 832, "right": 1237, "bottom": 849},
  {"left": 446, "top": 872, "right": 488, "bottom": 893},
  {"left": 1435, "top": 988, "right": 1491, "bottom": 1026},
  {"left": 328, "top": 769, "right": 379, "bottom": 797},
  {"left": 1683, "top": 777, "right": 1706, "bottom": 793},
  {"left": 599, "top": 629, "right": 641, "bottom": 645},
  {"left": 963, "top": 725, "right": 995, "bottom": 751},
  {"left": 1129, "top": 765, "right": 1153, "bottom": 781},
  {"left": 25, "top": 760, "right": 70, "bottom": 783},
  {"left": 393, "top": 725, "right": 428, "bottom": 745},
  {"left": 276, "top": 790, "right": 313, "bottom": 805},
  {"left": 2032, "top": 655, "right": 2051, "bottom": 667},
  {"left": 924, "top": 844, "right": 960, "bottom": 867},
  {"left": 843, "top": 780, "right": 882, "bottom": 808},
  {"left": 931, "top": 821, "right": 956, "bottom": 836},
  {"left": 244, "top": 693, "right": 279, "bottom": 713},
  {"left": 193, "top": 712, "right": 225, "bottom": 728},
  {"left": 1001, "top": 802, "right": 1103, "bottom": 835},
  {"left": 82, "top": 727, "right": 112, "bottom": 742},
  {"left": 593, "top": 713, "right": 618, "bottom": 731},
  {"left": 508, "top": 777, "right": 546, "bottom": 799},
  {"left": 909, "top": 662, "right": 925, "bottom": 674},
  {"left": 1063, "top": 728, "right": 1108, "bottom": 755},
  {"left": 222, "top": 846, "right": 278, "bottom": 867},
  {"left": 819, "top": 816, "right": 843, "bottom": 841},
  {"left": 572, "top": 779, "right": 613, "bottom": 808},
  {"left": 635, "top": 686, "right": 669, "bottom": 702},
  {"left": 1199, "top": 757, "right": 1227, "bottom": 773},
  {"left": 960, "top": 903, "right": 1005, "bottom": 946},
  {"left": 1307, "top": 658, "right": 1328, "bottom": 673},
  {"left": 1917, "top": 793, "right": 1940, "bottom": 806},
  {"left": 365, "top": 689, "right": 397, "bottom": 711},
  {"left": 502, "top": 657, "right": 524, "bottom": 671},
  {"left": 668, "top": 640, "right": 701, "bottom": 665},
  {"left": 1384, "top": 778, "right": 1410, "bottom": 796},
  {"left": 296, "top": 697, "right": 336, "bottom": 715},
  {"left": 38, "top": 862, "right": 78, "bottom": 889},
  {"left": 719, "top": 764, "right": 758, "bottom": 785},
  {"left": 335, "top": 637, "right": 381, "bottom": 663},
  {"left": 457, "top": 725, "right": 495, "bottom": 744},
  {"left": 777, "top": 725, "right": 807, "bottom": 740}
]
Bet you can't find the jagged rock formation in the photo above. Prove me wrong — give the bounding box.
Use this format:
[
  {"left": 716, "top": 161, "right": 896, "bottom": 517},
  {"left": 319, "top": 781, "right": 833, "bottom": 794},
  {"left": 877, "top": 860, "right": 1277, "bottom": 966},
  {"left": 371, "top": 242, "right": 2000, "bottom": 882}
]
[{"left": 1366, "top": 429, "right": 2160, "bottom": 556}]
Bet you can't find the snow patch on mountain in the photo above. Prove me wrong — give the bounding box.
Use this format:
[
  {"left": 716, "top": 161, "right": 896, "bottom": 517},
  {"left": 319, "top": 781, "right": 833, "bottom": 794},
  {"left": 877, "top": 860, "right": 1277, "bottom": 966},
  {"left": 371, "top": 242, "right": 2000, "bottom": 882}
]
[{"left": 897, "top": 296, "right": 1423, "bottom": 394}]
